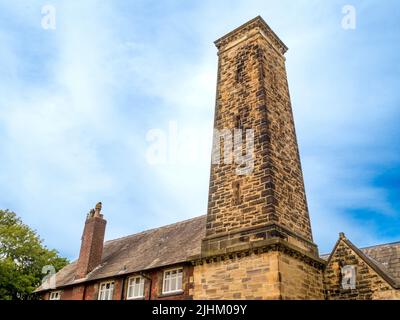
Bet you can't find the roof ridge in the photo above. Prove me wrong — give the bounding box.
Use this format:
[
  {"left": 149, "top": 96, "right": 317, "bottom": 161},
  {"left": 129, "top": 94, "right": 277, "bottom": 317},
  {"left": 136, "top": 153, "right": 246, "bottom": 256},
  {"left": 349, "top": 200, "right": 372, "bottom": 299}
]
[
  {"left": 359, "top": 240, "right": 400, "bottom": 250},
  {"left": 104, "top": 214, "right": 206, "bottom": 244}
]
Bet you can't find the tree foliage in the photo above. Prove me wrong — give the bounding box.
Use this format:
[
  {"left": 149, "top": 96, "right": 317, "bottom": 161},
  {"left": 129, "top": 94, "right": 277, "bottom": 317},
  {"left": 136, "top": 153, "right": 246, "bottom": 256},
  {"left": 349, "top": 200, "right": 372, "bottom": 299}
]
[{"left": 0, "top": 209, "right": 68, "bottom": 300}]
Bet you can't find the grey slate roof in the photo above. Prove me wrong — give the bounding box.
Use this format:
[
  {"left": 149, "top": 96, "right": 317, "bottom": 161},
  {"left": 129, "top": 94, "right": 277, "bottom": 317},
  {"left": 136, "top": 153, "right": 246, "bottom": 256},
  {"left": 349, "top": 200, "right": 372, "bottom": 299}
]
[{"left": 361, "top": 241, "right": 400, "bottom": 281}]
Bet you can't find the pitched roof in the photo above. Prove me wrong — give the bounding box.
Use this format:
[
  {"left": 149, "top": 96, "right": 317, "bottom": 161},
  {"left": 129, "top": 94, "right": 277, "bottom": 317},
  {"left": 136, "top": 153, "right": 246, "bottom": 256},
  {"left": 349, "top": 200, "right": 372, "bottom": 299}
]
[
  {"left": 37, "top": 213, "right": 400, "bottom": 293},
  {"left": 36, "top": 215, "right": 206, "bottom": 292},
  {"left": 321, "top": 237, "right": 400, "bottom": 289},
  {"left": 361, "top": 241, "right": 400, "bottom": 281}
]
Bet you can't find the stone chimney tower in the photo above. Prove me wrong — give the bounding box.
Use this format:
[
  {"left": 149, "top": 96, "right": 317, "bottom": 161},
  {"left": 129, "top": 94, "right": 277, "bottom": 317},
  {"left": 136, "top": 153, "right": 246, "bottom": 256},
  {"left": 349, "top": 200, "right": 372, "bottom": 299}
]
[
  {"left": 201, "top": 16, "right": 317, "bottom": 255},
  {"left": 75, "top": 202, "right": 106, "bottom": 279},
  {"left": 192, "top": 16, "right": 325, "bottom": 300}
]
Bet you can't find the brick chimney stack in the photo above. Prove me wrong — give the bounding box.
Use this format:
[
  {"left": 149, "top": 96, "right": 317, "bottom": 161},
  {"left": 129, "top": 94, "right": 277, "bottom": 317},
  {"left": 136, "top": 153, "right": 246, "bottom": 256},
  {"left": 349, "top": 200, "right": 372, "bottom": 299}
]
[{"left": 75, "top": 202, "right": 107, "bottom": 279}]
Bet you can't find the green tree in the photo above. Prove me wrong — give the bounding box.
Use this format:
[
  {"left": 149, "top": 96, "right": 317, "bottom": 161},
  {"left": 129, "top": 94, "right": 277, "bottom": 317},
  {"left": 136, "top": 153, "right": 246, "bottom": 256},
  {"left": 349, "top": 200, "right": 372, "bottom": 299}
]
[{"left": 0, "top": 209, "right": 68, "bottom": 300}]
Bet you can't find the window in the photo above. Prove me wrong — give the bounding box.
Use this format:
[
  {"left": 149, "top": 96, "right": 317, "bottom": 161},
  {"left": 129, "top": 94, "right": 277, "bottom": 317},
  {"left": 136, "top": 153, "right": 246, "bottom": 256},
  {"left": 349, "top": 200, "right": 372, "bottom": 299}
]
[
  {"left": 98, "top": 281, "right": 114, "bottom": 300},
  {"left": 127, "top": 276, "right": 145, "bottom": 299},
  {"left": 49, "top": 291, "right": 61, "bottom": 300},
  {"left": 162, "top": 268, "right": 183, "bottom": 294}
]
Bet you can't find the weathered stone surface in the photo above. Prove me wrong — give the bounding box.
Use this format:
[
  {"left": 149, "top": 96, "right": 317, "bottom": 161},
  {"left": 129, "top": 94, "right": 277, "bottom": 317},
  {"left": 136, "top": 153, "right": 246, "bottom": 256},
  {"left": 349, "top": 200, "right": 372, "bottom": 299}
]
[
  {"left": 324, "top": 236, "right": 400, "bottom": 300},
  {"left": 203, "top": 16, "right": 314, "bottom": 254},
  {"left": 192, "top": 251, "right": 324, "bottom": 300},
  {"left": 194, "top": 15, "right": 325, "bottom": 300},
  {"left": 192, "top": 252, "right": 282, "bottom": 300}
]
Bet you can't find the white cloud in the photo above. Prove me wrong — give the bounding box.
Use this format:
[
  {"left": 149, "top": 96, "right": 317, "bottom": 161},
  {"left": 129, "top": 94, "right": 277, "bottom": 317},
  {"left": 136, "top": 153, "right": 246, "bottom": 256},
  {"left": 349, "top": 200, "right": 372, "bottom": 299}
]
[{"left": 0, "top": 0, "right": 398, "bottom": 259}]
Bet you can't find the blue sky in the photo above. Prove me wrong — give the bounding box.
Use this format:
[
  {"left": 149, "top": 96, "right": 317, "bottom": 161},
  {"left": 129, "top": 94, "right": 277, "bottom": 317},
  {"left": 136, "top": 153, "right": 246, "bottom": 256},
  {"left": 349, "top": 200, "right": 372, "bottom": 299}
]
[{"left": 0, "top": 0, "right": 399, "bottom": 260}]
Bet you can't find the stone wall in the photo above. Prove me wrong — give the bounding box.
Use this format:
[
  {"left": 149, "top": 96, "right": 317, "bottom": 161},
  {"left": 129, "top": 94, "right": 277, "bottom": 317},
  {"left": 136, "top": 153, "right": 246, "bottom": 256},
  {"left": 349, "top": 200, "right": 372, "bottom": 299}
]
[
  {"left": 279, "top": 252, "right": 324, "bottom": 299},
  {"left": 192, "top": 251, "right": 281, "bottom": 299},
  {"left": 40, "top": 264, "right": 194, "bottom": 300},
  {"left": 192, "top": 250, "right": 324, "bottom": 300},
  {"left": 324, "top": 239, "right": 400, "bottom": 300}
]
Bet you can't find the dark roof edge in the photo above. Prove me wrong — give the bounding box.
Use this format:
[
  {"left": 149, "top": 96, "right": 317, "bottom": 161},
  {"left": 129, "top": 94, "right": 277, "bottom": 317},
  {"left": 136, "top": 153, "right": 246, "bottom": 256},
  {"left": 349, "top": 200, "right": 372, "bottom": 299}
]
[
  {"left": 344, "top": 237, "right": 399, "bottom": 288},
  {"left": 326, "top": 236, "right": 400, "bottom": 289},
  {"left": 320, "top": 239, "right": 400, "bottom": 258}
]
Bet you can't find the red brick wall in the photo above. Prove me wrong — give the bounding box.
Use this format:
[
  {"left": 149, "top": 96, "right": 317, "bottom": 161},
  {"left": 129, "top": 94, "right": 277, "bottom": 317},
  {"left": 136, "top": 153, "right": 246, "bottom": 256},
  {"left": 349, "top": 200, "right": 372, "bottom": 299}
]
[
  {"left": 76, "top": 216, "right": 107, "bottom": 279},
  {"left": 148, "top": 265, "right": 193, "bottom": 300},
  {"left": 83, "top": 282, "right": 98, "bottom": 300},
  {"left": 41, "top": 264, "right": 194, "bottom": 300}
]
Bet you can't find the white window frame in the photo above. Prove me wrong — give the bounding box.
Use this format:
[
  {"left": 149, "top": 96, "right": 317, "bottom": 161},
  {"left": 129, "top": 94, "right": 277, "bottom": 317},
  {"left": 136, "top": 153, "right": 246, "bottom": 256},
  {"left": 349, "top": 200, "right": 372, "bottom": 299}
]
[
  {"left": 162, "top": 268, "right": 183, "bottom": 294},
  {"left": 49, "top": 291, "right": 61, "bottom": 300},
  {"left": 98, "top": 281, "right": 114, "bottom": 300},
  {"left": 126, "top": 276, "right": 145, "bottom": 299}
]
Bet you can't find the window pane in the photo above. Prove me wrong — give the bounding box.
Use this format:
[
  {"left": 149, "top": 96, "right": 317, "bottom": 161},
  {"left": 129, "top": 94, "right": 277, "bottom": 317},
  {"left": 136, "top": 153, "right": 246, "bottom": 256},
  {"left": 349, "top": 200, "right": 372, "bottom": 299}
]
[
  {"left": 127, "top": 277, "right": 145, "bottom": 298},
  {"left": 127, "top": 286, "right": 133, "bottom": 298},
  {"left": 99, "top": 282, "right": 114, "bottom": 300},
  {"left": 171, "top": 278, "right": 176, "bottom": 291},
  {"left": 163, "top": 269, "right": 183, "bottom": 293},
  {"left": 103, "top": 289, "right": 107, "bottom": 300},
  {"left": 50, "top": 292, "right": 60, "bottom": 300},
  {"left": 139, "top": 280, "right": 144, "bottom": 296},
  {"left": 177, "top": 273, "right": 182, "bottom": 290},
  {"left": 164, "top": 277, "right": 169, "bottom": 293}
]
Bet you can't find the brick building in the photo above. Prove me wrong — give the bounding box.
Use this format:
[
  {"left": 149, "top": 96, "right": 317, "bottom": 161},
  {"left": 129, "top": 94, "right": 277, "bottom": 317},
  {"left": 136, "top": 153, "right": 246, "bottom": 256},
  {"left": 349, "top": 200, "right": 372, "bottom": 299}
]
[{"left": 36, "top": 16, "right": 400, "bottom": 300}]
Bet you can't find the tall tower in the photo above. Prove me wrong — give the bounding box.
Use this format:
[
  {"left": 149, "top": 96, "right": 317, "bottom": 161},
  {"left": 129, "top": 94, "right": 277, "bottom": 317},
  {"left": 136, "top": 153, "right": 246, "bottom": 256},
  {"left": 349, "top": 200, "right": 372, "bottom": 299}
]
[{"left": 191, "top": 16, "right": 325, "bottom": 300}]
